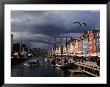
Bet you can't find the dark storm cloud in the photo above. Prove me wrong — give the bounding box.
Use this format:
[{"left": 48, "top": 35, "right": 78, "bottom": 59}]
[{"left": 11, "top": 10, "right": 100, "bottom": 48}]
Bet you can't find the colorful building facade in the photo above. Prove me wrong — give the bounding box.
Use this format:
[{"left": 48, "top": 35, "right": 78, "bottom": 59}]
[
  {"left": 74, "top": 39, "right": 79, "bottom": 54},
  {"left": 50, "top": 29, "right": 100, "bottom": 57},
  {"left": 88, "top": 31, "right": 95, "bottom": 56},
  {"left": 78, "top": 37, "right": 83, "bottom": 55},
  {"left": 95, "top": 30, "right": 100, "bottom": 54},
  {"left": 82, "top": 33, "right": 88, "bottom": 56}
]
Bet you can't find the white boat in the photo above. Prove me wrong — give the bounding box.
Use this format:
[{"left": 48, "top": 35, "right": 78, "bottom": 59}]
[
  {"left": 24, "top": 63, "right": 30, "bottom": 66},
  {"left": 28, "top": 59, "right": 40, "bottom": 65},
  {"left": 45, "top": 58, "right": 48, "bottom": 62},
  {"left": 51, "top": 63, "right": 62, "bottom": 67}
]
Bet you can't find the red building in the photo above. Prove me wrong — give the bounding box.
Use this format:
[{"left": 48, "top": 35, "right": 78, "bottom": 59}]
[{"left": 88, "top": 30, "right": 95, "bottom": 55}]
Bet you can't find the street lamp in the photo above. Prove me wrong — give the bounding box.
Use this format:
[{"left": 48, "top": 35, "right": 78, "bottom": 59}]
[{"left": 73, "top": 21, "right": 87, "bottom": 60}]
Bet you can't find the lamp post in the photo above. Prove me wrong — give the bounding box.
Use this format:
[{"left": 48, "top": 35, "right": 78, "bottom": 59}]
[{"left": 73, "top": 21, "right": 87, "bottom": 60}]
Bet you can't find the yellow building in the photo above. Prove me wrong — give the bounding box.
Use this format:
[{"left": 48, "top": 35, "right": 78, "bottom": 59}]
[
  {"left": 69, "top": 42, "right": 73, "bottom": 54},
  {"left": 78, "top": 36, "right": 83, "bottom": 54},
  {"left": 67, "top": 43, "right": 70, "bottom": 55},
  {"left": 74, "top": 39, "right": 79, "bottom": 54},
  {"left": 72, "top": 40, "right": 76, "bottom": 55}
]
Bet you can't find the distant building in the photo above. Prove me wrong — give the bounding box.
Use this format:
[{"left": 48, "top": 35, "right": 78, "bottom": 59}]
[
  {"left": 13, "top": 42, "right": 21, "bottom": 54},
  {"left": 67, "top": 37, "right": 74, "bottom": 56},
  {"left": 48, "top": 48, "right": 53, "bottom": 57},
  {"left": 74, "top": 39, "right": 79, "bottom": 54},
  {"left": 88, "top": 30, "right": 95, "bottom": 56},
  {"left": 67, "top": 42, "right": 70, "bottom": 55},
  {"left": 78, "top": 36, "right": 83, "bottom": 55},
  {"left": 60, "top": 43, "right": 63, "bottom": 56},
  {"left": 95, "top": 30, "right": 100, "bottom": 55},
  {"left": 12, "top": 42, "right": 28, "bottom": 55},
  {"left": 82, "top": 32, "right": 88, "bottom": 57},
  {"left": 72, "top": 40, "right": 75, "bottom": 55},
  {"left": 69, "top": 42, "right": 73, "bottom": 54},
  {"left": 62, "top": 44, "right": 67, "bottom": 54},
  {"left": 49, "top": 29, "right": 100, "bottom": 58},
  {"left": 55, "top": 45, "right": 60, "bottom": 55}
]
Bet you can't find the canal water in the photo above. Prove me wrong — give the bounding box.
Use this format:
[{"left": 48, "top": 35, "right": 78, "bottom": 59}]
[{"left": 11, "top": 57, "right": 88, "bottom": 77}]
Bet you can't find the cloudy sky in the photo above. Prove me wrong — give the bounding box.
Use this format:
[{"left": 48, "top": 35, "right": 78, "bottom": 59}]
[{"left": 11, "top": 10, "right": 100, "bottom": 49}]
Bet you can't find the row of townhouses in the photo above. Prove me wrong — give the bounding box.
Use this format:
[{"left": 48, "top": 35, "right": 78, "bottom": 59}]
[{"left": 48, "top": 29, "right": 100, "bottom": 57}]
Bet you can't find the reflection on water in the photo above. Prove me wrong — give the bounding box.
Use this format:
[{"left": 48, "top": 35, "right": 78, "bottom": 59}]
[{"left": 11, "top": 57, "right": 88, "bottom": 77}]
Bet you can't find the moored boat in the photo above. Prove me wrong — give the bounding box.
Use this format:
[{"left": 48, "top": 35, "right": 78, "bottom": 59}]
[{"left": 28, "top": 59, "right": 40, "bottom": 65}]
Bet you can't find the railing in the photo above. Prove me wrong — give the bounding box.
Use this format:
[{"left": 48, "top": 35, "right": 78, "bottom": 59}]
[{"left": 73, "top": 61, "right": 100, "bottom": 77}]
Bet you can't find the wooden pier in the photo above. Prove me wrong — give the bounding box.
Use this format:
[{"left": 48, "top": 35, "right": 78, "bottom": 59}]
[{"left": 73, "top": 61, "right": 100, "bottom": 77}]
